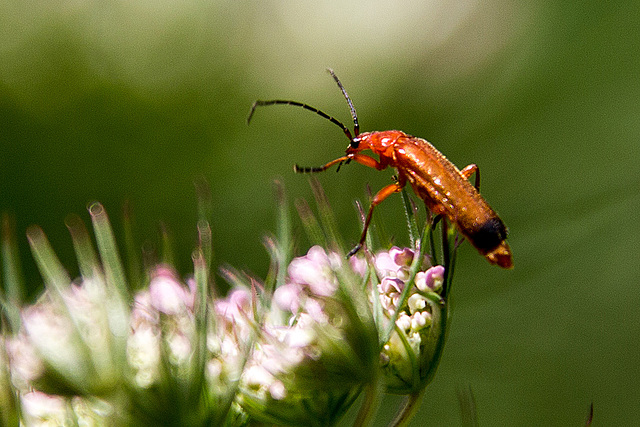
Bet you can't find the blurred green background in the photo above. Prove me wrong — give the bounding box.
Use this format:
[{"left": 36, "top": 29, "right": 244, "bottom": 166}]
[{"left": 1, "top": 0, "right": 638, "bottom": 425}]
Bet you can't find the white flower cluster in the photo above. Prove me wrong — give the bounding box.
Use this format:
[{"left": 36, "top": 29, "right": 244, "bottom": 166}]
[
  {"left": 2, "top": 245, "right": 447, "bottom": 424},
  {"left": 4, "top": 265, "right": 245, "bottom": 425},
  {"left": 374, "top": 247, "right": 446, "bottom": 393},
  {"left": 236, "top": 245, "right": 372, "bottom": 425}
]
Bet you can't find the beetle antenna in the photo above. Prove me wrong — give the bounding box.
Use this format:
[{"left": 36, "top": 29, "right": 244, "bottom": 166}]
[
  {"left": 247, "top": 99, "right": 354, "bottom": 141},
  {"left": 327, "top": 68, "right": 359, "bottom": 137}
]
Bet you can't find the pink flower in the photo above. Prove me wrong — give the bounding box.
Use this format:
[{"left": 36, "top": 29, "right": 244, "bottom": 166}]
[
  {"left": 415, "top": 265, "right": 445, "bottom": 292},
  {"left": 148, "top": 266, "right": 193, "bottom": 315},
  {"left": 273, "top": 283, "right": 301, "bottom": 313},
  {"left": 287, "top": 245, "right": 340, "bottom": 296},
  {"left": 375, "top": 246, "right": 415, "bottom": 281},
  {"left": 215, "top": 288, "right": 252, "bottom": 321}
]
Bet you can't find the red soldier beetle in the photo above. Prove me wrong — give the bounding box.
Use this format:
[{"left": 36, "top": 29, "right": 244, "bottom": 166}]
[{"left": 248, "top": 69, "right": 513, "bottom": 269}]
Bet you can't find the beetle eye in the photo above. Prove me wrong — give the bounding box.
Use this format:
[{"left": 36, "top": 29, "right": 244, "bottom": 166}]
[{"left": 350, "top": 137, "right": 361, "bottom": 149}]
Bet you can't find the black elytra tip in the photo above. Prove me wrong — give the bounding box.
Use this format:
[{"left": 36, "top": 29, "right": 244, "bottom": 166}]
[{"left": 470, "top": 217, "right": 508, "bottom": 252}]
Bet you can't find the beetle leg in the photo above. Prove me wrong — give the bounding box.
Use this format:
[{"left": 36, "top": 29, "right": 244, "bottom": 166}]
[
  {"left": 460, "top": 164, "right": 480, "bottom": 191},
  {"left": 295, "top": 152, "right": 384, "bottom": 174},
  {"left": 347, "top": 178, "right": 406, "bottom": 257},
  {"left": 294, "top": 156, "right": 350, "bottom": 173},
  {"left": 349, "top": 153, "right": 387, "bottom": 171}
]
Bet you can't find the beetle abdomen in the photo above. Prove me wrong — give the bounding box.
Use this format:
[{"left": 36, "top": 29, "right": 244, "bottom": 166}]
[{"left": 394, "top": 136, "right": 510, "bottom": 263}]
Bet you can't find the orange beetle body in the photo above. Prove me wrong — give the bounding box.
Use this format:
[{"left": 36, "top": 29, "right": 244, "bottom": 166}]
[
  {"left": 345, "top": 130, "right": 513, "bottom": 269},
  {"left": 249, "top": 70, "right": 513, "bottom": 269}
]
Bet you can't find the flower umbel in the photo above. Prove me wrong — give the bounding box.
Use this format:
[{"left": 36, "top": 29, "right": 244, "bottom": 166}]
[
  {"left": 236, "top": 245, "right": 377, "bottom": 426},
  {"left": 1, "top": 204, "right": 245, "bottom": 426},
  {"left": 0, "top": 184, "right": 460, "bottom": 426},
  {"left": 374, "top": 247, "right": 447, "bottom": 394}
]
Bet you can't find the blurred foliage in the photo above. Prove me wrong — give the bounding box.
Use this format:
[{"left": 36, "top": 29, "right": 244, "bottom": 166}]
[{"left": 1, "top": 0, "right": 639, "bottom": 425}]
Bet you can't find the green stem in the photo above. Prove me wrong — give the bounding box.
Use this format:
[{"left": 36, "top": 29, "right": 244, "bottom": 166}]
[
  {"left": 421, "top": 293, "right": 450, "bottom": 388},
  {"left": 389, "top": 388, "right": 426, "bottom": 427},
  {"left": 400, "top": 189, "right": 419, "bottom": 249},
  {"left": 353, "top": 379, "right": 382, "bottom": 427}
]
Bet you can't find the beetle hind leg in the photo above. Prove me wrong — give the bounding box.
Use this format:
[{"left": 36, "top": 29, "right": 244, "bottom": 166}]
[{"left": 459, "top": 164, "right": 480, "bottom": 191}]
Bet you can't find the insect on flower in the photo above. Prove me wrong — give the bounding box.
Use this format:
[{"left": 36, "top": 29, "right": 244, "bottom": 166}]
[{"left": 248, "top": 70, "right": 513, "bottom": 269}]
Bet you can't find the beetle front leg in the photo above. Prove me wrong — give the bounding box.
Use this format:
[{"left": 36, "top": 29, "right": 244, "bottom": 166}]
[
  {"left": 460, "top": 164, "right": 480, "bottom": 191},
  {"left": 349, "top": 153, "right": 388, "bottom": 171},
  {"left": 294, "top": 156, "right": 350, "bottom": 173},
  {"left": 347, "top": 178, "right": 405, "bottom": 257},
  {"left": 294, "top": 153, "right": 386, "bottom": 174}
]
